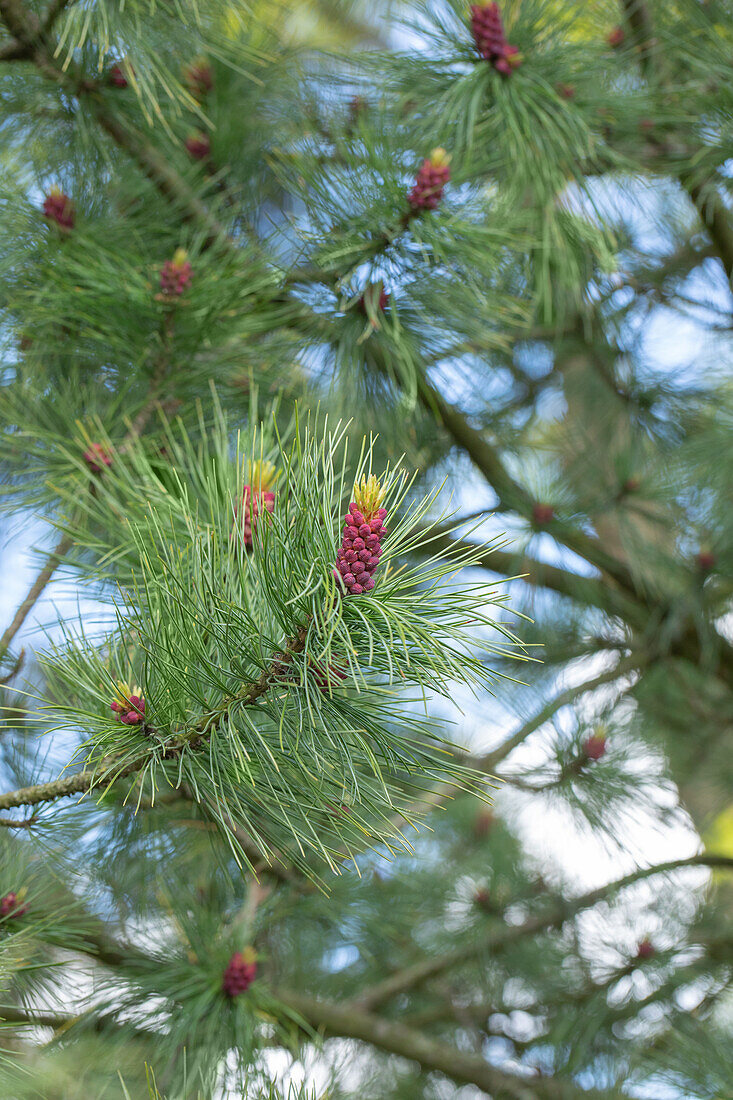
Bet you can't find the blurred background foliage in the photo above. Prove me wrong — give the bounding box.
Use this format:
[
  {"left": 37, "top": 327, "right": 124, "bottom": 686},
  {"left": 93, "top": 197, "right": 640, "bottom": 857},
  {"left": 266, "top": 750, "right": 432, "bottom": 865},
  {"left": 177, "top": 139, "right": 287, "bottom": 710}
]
[{"left": 0, "top": 0, "right": 733, "bottom": 1097}]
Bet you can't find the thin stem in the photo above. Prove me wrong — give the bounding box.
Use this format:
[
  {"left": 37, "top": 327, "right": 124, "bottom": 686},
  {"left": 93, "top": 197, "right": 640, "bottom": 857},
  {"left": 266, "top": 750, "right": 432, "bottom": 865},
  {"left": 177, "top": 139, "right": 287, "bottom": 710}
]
[
  {"left": 619, "top": 0, "right": 733, "bottom": 286},
  {"left": 0, "top": 532, "right": 73, "bottom": 666},
  {"left": 275, "top": 988, "right": 608, "bottom": 1100},
  {"left": 478, "top": 653, "right": 642, "bottom": 771},
  {"left": 414, "top": 369, "right": 644, "bottom": 599},
  {"left": 0, "top": 624, "right": 309, "bottom": 812},
  {"left": 0, "top": 812, "right": 36, "bottom": 827},
  {"left": 354, "top": 854, "right": 733, "bottom": 1011}
]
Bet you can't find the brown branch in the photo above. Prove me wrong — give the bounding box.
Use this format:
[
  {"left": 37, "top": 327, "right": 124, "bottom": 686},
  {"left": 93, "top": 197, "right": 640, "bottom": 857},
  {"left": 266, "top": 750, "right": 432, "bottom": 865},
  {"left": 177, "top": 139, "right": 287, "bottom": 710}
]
[
  {"left": 477, "top": 653, "right": 642, "bottom": 770},
  {"left": 41, "top": 0, "right": 74, "bottom": 33},
  {"left": 354, "top": 854, "right": 733, "bottom": 1011},
  {"left": 0, "top": 812, "right": 37, "bottom": 827},
  {"left": 0, "top": 647, "right": 25, "bottom": 685},
  {"left": 0, "top": 0, "right": 229, "bottom": 248},
  {"left": 0, "top": 1000, "right": 157, "bottom": 1040},
  {"left": 379, "top": 654, "right": 640, "bottom": 841},
  {"left": 0, "top": 532, "right": 73, "bottom": 666},
  {"left": 681, "top": 178, "right": 733, "bottom": 286},
  {"left": 414, "top": 371, "right": 646, "bottom": 601},
  {"left": 276, "top": 989, "right": 608, "bottom": 1100},
  {"left": 122, "top": 311, "right": 176, "bottom": 443},
  {"left": 0, "top": 624, "right": 309, "bottom": 813},
  {"left": 0, "top": 37, "right": 26, "bottom": 58},
  {"left": 414, "top": 526, "right": 643, "bottom": 623},
  {"left": 408, "top": 928, "right": 733, "bottom": 1037},
  {"left": 91, "top": 108, "right": 229, "bottom": 250},
  {"left": 138, "top": 784, "right": 303, "bottom": 884},
  {"left": 0, "top": 1004, "right": 71, "bottom": 1030},
  {"left": 620, "top": 0, "right": 657, "bottom": 76},
  {"left": 619, "top": 0, "right": 733, "bottom": 286}
]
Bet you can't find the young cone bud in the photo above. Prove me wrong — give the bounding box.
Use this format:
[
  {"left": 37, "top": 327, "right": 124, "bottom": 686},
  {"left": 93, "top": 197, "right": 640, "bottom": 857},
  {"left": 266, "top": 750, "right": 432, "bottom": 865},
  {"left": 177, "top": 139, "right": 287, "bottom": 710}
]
[
  {"left": 348, "top": 95, "right": 367, "bottom": 125},
  {"left": 110, "top": 680, "right": 146, "bottom": 726},
  {"left": 532, "top": 502, "right": 554, "bottom": 525},
  {"left": 474, "top": 887, "right": 492, "bottom": 910},
  {"left": 359, "top": 282, "right": 390, "bottom": 315},
  {"left": 311, "top": 660, "right": 347, "bottom": 693},
  {"left": 185, "top": 130, "right": 211, "bottom": 161},
  {"left": 108, "top": 61, "right": 133, "bottom": 87},
  {"left": 474, "top": 808, "right": 496, "bottom": 837},
  {"left": 160, "top": 248, "right": 193, "bottom": 297},
  {"left": 83, "top": 442, "right": 113, "bottom": 474},
  {"left": 43, "top": 187, "right": 75, "bottom": 230},
  {"left": 608, "top": 26, "right": 625, "bottom": 48},
  {"left": 334, "top": 475, "right": 387, "bottom": 596},
  {"left": 184, "top": 57, "right": 213, "bottom": 97},
  {"left": 636, "top": 937, "right": 655, "bottom": 960},
  {"left": 582, "top": 733, "right": 607, "bottom": 761},
  {"left": 0, "top": 892, "right": 28, "bottom": 919},
  {"left": 222, "top": 948, "right": 257, "bottom": 997},
  {"left": 470, "top": 2, "right": 522, "bottom": 75},
  {"left": 408, "top": 149, "right": 451, "bottom": 213},
  {"left": 238, "top": 460, "right": 277, "bottom": 550}
]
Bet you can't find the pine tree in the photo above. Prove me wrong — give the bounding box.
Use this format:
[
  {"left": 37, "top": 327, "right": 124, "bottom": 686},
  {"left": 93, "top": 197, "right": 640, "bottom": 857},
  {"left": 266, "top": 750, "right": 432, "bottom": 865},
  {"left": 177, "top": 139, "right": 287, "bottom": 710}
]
[{"left": 1, "top": 1, "right": 733, "bottom": 1097}]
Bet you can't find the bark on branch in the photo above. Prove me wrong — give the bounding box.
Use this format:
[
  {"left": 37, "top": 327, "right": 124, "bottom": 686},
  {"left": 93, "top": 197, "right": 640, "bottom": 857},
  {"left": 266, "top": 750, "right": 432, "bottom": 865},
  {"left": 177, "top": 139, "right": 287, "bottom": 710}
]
[
  {"left": 0, "top": 625, "right": 309, "bottom": 812},
  {"left": 276, "top": 988, "right": 609, "bottom": 1100},
  {"left": 354, "top": 853, "right": 733, "bottom": 1011},
  {"left": 619, "top": 0, "right": 733, "bottom": 286}
]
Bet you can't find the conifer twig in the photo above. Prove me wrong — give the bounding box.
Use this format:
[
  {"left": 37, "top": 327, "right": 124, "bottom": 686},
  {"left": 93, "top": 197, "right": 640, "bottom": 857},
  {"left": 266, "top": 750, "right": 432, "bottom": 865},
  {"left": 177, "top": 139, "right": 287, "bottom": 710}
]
[
  {"left": 354, "top": 854, "right": 733, "bottom": 1011},
  {"left": 414, "top": 370, "right": 645, "bottom": 598},
  {"left": 0, "top": 812, "right": 36, "bottom": 827},
  {"left": 478, "top": 653, "right": 643, "bottom": 770},
  {"left": 275, "top": 988, "right": 609, "bottom": 1100},
  {"left": 0, "top": 531, "right": 73, "bottom": 668},
  {"left": 0, "top": 0, "right": 229, "bottom": 246},
  {"left": 0, "top": 624, "right": 310, "bottom": 812},
  {"left": 0, "top": 1002, "right": 159, "bottom": 1040},
  {"left": 413, "top": 526, "right": 643, "bottom": 622},
  {"left": 0, "top": 283, "right": 175, "bottom": 685},
  {"left": 619, "top": 0, "right": 733, "bottom": 284}
]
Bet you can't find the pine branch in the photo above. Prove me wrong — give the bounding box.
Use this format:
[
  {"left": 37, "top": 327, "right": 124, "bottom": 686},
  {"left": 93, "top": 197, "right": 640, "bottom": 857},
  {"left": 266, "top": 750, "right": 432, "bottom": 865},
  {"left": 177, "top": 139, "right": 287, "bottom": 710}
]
[
  {"left": 419, "top": 527, "right": 733, "bottom": 689},
  {"left": 0, "top": 0, "right": 229, "bottom": 248},
  {"left": 0, "top": 271, "right": 190, "bottom": 687},
  {"left": 681, "top": 178, "right": 733, "bottom": 286},
  {"left": 0, "top": 647, "right": 25, "bottom": 685},
  {"left": 414, "top": 527, "right": 643, "bottom": 623},
  {"left": 0, "top": 1004, "right": 72, "bottom": 1029},
  {"left": 164, "top": 786, "right": 304, "bottom": 885},
  {"left": 619, "top": 0, "right": 733, "bottom": 285},
  {"left": 41, "top": 0, "right": 74, "bottom": 33},
  {"left": 479, "top": 654, "right": 642, "bottom": 770},
  {"left": 354, "top": 854, "right": 733, "bottom": 1011},
  {"left": 0, "top": 1001, "right": 158, "bottom": 1040},
  {"left": 620, "top": 0, "right": 657, "bottom": 76},
  {"left": 0, "top": 811, "right": 37, "bottom": 827},
  {"left": 371, "top": 655, "right": 639, "bottom": 843},
  {"left": 0, "top": 532, "right": 73, "bottom": 666},
  {"left": 409, "top": 929, "right": 733, "bottom": 1038},
  {"left": 91, "top": 107, "right": 229, "bottom": 250},
  {"left": 0, "top": 768, "right": 108, "bottom": 811},
  {"left": 276, "top": 989, "right": 610, "bottom": 1100},
  {"left": 0, "top": 625, "right": 309, "bottom": 812},
  {"left": 414, "top": 371, "right": 646, "bottom": 600}
]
